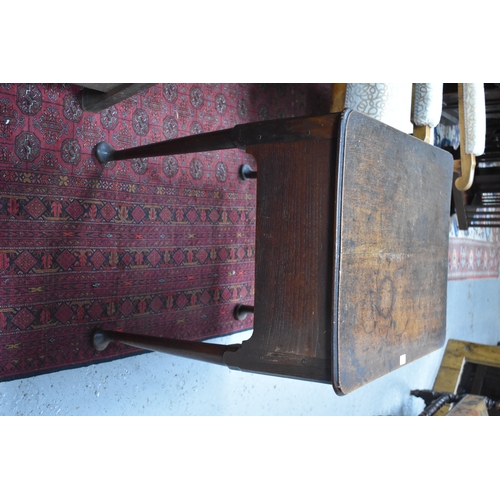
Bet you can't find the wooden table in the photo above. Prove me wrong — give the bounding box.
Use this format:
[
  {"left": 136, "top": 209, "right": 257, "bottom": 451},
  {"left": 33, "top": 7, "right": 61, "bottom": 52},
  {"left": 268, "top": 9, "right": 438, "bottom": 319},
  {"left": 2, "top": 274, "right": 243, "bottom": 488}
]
[{"left": 92, "top": 109, "right": 454, "bottom": 395}]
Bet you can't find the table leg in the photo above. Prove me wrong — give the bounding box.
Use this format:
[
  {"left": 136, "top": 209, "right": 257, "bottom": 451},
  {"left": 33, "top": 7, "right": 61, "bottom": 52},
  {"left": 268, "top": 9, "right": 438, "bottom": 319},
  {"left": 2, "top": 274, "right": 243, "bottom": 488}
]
[{"left": 92, "top": 329, "right": 239, "bottom": 366}]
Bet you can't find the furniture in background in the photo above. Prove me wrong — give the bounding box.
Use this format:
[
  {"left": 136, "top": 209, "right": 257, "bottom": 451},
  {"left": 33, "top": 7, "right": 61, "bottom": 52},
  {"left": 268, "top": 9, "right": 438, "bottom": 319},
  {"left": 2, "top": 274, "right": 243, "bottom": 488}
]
[
  {"left": 90, "top": 109, "right": 454, "bottom": 394},
  {"left": 411, "top": 390, "right": 491, "bottom": 416},
  {"left": 330, "top": 84, "right": 487, "bottom": 229},
  {"left": 411, "top": 83, "right": 444, "bottom": 143},
  {"left": 443, "top": 84, "right": 498, "bottom": 229},
  {"left": 412, "top": 339, "right": 500, "bottom": 415},
  {"left": 454, "top": 83, "right": 486, "bottom": 191},
  {"left": 76, "top": 84, "right": 155, "bottom": 112},
  {"left": 329, "top": 83, "right": 486, "bottom": 191},
  {"left": 331, "top": 83, "right": 414, "bottom": 133},
  {"left": 445, "top": 395, "right": 489, "bottom": 416},
  {"left": 452, "top": 165, "right": 500, "bottom": 229},
  {"left": 330, "top": 83, "right": 443, "bottom": 141},
  {"left": 474, "top": 84, "right": 500, "bottom": 163},
  {"left": 442, "top": 84, "right": 499, "bottom": 160}
]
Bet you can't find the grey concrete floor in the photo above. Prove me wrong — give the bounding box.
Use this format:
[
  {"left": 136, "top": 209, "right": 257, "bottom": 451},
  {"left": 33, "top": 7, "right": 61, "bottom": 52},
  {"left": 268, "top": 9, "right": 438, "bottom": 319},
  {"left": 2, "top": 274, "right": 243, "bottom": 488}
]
[{"left": 1, "top": 274, "right": 499, "bottom": 416}]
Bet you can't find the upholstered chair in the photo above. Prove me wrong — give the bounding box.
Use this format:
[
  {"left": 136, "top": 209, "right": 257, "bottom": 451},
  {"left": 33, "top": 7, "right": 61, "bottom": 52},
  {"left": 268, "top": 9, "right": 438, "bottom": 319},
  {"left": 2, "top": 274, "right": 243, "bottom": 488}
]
[
  {"left": 411, "top": 83, "right": 444, "bottom": 143},
  {"left": 454, "top": 83, "right": 486, "bottom": 191},
  {"left": 330, "top": 83, "right": 443, "bottom": 142}
]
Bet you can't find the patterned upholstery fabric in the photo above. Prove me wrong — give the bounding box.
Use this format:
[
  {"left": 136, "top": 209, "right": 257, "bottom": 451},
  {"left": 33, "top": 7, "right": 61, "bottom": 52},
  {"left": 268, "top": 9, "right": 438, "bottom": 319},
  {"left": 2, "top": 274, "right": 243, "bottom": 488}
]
[
  {"left": 412, "top": 83, "right": 443, "bottom": 127},
  {"left": 344, "top": 83, "right": 413, "bottom": 133},
  {"left": 463, "top": 83, "right": 486, "bottom": 156}
]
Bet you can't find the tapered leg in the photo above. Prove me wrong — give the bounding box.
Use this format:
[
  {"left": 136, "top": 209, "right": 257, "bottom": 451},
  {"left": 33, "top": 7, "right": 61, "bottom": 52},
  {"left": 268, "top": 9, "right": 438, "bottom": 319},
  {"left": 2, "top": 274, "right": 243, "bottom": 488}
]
[
  {"left": 92, "top": 329, "right": 239, "bottom": 366},
  {"left": 94, "top": 114, "right": 340, "bottom": 165},
  {"left": 238, "top": 164, "right": 257, "bottom": 181},
  {"left": 233, "top": 304, "right": 255, "bottom": 320},
  {"left": 94, "top": 128, "right": 241, "bottom": 165}
]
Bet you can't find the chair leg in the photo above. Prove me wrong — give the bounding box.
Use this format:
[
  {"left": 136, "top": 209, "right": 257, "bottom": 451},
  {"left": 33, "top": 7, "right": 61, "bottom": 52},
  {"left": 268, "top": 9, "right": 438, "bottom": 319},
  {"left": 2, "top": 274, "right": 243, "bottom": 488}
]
[
  {"left": 413, "top": 125, "right": 432, "bottom": 143},
  {"left": 452, "top": 172, "right": 469, "bottom": 230},
  {"left": 92, "top": 329, "right": 239, "bottom": 366}
]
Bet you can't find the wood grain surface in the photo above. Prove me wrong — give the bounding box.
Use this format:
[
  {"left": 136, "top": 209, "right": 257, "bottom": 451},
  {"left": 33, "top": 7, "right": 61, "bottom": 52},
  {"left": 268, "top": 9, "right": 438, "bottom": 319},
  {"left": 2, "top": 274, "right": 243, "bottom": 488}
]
[
  {"left": 224, "top": 138, "right": 337, "bottom": 382},
  {"left": 333, "top": 110, "right": 454, "bottom": 394}
]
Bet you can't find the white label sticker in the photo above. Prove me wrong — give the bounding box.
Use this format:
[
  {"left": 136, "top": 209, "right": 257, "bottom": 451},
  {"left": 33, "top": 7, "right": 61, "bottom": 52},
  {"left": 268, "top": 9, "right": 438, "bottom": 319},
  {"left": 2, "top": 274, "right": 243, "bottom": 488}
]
[{"left": 400, "top": 354, "right": 406, "bottom": 366}]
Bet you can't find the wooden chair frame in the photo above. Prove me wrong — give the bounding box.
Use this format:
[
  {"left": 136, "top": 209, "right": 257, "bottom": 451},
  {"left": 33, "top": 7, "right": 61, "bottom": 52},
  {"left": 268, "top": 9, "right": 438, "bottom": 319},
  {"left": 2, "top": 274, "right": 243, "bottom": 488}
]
[{"left": 433, "top": 339, "right": 500, "bottom": 415}]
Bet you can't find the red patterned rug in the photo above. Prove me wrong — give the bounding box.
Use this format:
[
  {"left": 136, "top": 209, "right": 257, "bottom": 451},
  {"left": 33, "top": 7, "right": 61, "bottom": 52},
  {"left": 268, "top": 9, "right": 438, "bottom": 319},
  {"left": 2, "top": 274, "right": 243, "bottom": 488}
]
[{"left": 0, "top": 83, "right": 332, "bottom": 382}]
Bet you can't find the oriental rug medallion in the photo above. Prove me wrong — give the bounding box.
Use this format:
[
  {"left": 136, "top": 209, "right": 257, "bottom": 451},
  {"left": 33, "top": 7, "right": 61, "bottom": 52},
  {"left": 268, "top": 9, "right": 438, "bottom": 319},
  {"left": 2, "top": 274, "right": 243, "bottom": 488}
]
[{"left": 0, "top": 83, "right": 331, "bottom": 382}]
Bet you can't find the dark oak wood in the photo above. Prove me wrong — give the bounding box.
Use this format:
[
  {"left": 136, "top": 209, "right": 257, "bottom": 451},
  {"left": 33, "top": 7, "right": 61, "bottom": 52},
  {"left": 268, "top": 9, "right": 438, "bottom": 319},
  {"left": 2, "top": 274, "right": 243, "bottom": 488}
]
[
  {"left": 94, "top": 114, "right": 340, "bottom": 164},
  {"left": 224, "top": 138, "right": 336, "bottom": 383},
  {"left": 238, "top": 164, "right": 257, "bottom": 180},
  {"left": 333, "top": 111, "right": 453, "bottom": 394},
  {"left": 233, "top": 304, "right": 255, "bottom": 320},
  {"left": 91, "top": 110, "right": 454, "bottom": 395},
  {"left": 80, "top": 83, "right": 155, "bottom": 113},
  {"left": 93, "top": 329, "right": 238, "bottom": 365},
  {"left": 76, "top": 84, "right": 121, "bottom": 93}
]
